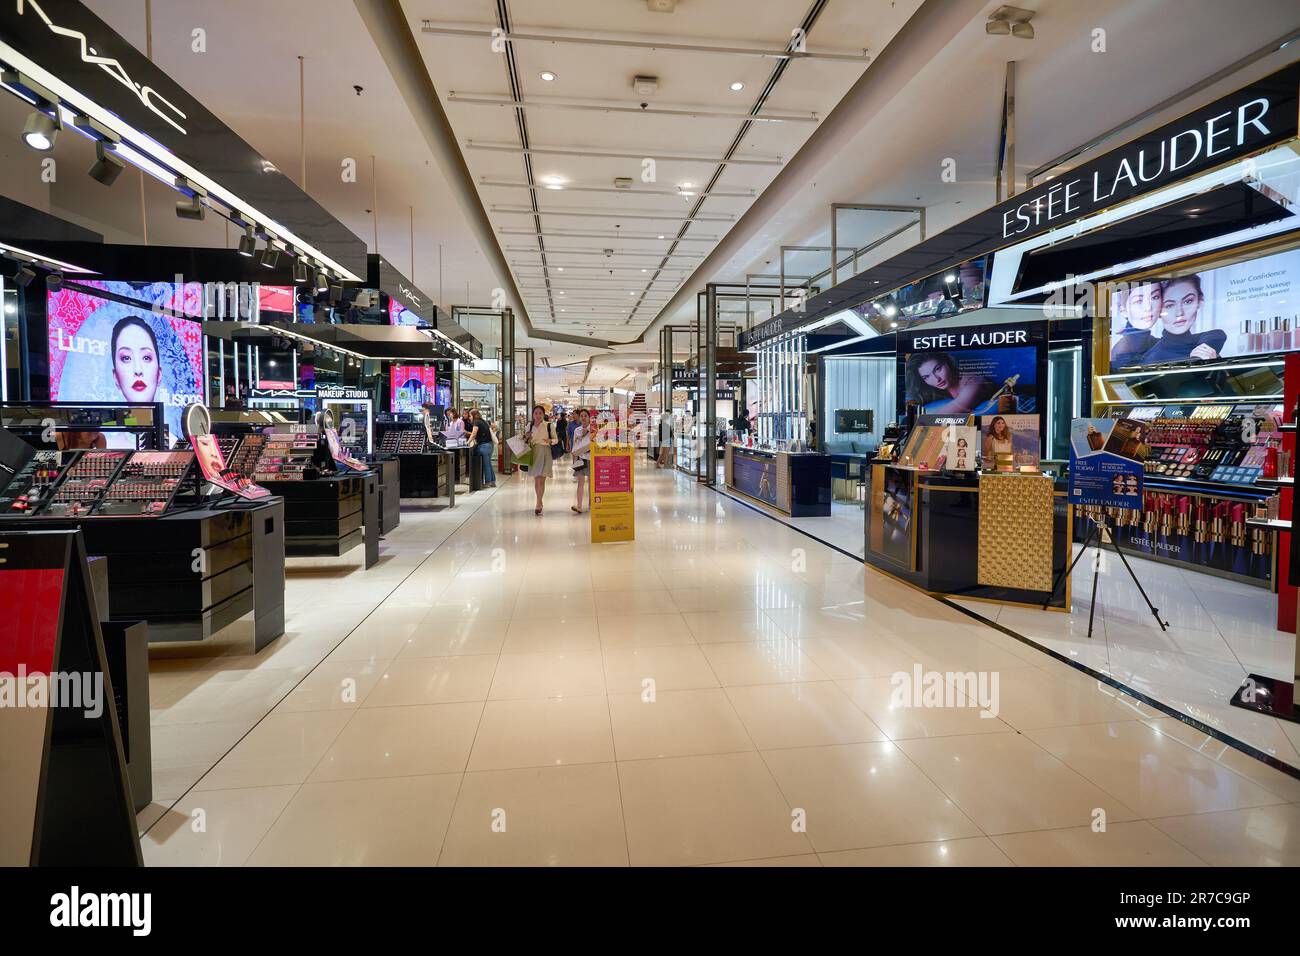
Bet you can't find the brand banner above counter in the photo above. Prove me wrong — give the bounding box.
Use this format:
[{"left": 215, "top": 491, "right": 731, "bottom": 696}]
[{"left": 897, "top": 320, "right": 1047, "bottom": 421}]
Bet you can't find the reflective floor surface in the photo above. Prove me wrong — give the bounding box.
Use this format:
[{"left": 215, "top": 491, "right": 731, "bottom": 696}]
[{"left": 138, "top": 460, "right": 1300, "bottom": 866}]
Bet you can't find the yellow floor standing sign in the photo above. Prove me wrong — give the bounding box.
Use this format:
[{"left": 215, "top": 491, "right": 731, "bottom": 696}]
[{"left": 590, "top": 442, "right": 635, "bottom": 543}]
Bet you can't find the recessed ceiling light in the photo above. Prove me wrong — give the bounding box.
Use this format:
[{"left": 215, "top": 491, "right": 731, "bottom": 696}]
[
  {"left": 729, "top": 81, "right": 744, "bottom": 92},
  {"left": 540, "top": 71, "right": 557, "bottom": 82},
  {"left": 557, "top": 266, "right": 564, "bottom": 271},
  {"left": 657, "top": 235, "right": 665, "bottom": 240},
  {"left": 641, "top": 268, "right": 647, "bottom": 272},
  {"left": 679, "top": 181, "right": 694, "bottom": 189},
  {"left": 558, "top": 290, "right": 565, "bottom": 295}
]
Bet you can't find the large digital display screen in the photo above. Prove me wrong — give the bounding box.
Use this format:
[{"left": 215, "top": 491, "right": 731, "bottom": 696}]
[
  {"left": 1108, "top": 246, "right": 1300, "bottom": 369},
  {"left": 390, "top": 365, "right": 439, "bottom": 414},
  {"left": 897, "top": 322, "right": 1044, "bottom": 418},
  {"left": 389, "top": 296, "right": 424, "bottom": 327},
  {"left": 48, "top": 281, "right": 205, "bottom": 447}
]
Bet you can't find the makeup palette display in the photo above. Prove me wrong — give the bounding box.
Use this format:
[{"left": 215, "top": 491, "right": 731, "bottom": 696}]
[
  {"left": 228, "top": 433, "right": 266, "bottom": 477},
  {"left": 1119, "top": 402, "right": 1283, "bottom": 489},
  {"left": 0, "top": 451, "right": 76, "bottom": 515},
  {"left": 94, "top": 450, "right": 195, "bottom": 516},
  {"left": 252, "top": 434, "right": 316, "bottom": 481},
  {"left": 42, "top": 450, "right": 129, "bottom": 517}
]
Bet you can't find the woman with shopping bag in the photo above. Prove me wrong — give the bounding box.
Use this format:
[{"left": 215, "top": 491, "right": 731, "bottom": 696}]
[
  {"left": 524, "top": 404, "right": 556, "bottom": 515},
  {"left": 570, "top": 408, "right": 592, "bottom": 514}
]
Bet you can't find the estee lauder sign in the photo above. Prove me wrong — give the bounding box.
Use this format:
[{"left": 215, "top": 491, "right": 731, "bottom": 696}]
[
  {"left": 999, "top": 69, "right": 1295, "bottom": 241},
  {"left": 910, "top": 328, "right": 1029, "bottom": 351}
]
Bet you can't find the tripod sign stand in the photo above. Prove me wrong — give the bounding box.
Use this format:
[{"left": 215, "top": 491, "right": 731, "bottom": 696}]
[{"left": 1044, "top": 516, "right": 1169, "bottom": 639}]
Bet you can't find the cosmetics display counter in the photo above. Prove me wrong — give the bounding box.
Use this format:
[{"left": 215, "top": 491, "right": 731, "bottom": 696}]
[
  {"left": 864, "top": 464, "right": 1072, "bottom": 610},
  {"left": 723, "top": 443, "right": 832, "bottom": 517},
  {"left": 376, "top": 423, "right": 456, "bottom": 503},
  {"left": 370, "top": 456, "right": 402, "bottom": 534},
  {"left": 1088, "top": 399, "right": 1286, "bottom": 585}
]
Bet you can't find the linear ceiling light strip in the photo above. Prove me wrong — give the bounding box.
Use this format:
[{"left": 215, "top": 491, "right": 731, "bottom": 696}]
[
  {"left": 447, "top": 93, "right": 817, "bottom": 123},
  {"left": 0, "top": 42, "right": 360, "bottom": 281},
  {"left": 465, "top": 141, "right": 783, "bottom": 166}
]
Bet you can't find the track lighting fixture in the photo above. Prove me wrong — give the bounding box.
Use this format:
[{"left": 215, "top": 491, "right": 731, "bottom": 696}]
[
  {"left": 238, "top": 224, "right": 257, "bottom": 257},
  {"left": 985, "top": 5, "right": 1035, "bottom": 39},
  {"left": 328, "top": 280, "right": 343, "bottom": 303},
  {"left": 46, "top": 271, "right": 63, "bottom": 292},
  {"left": 174, "top": 179, "right": 208, "bottom": 221},
  {"left": 293, "top": 256, "right": 309, "bottom": 284},
  {"left": 259, "top": 241, "right": 281, "bottom": 270},
  {"left": 314, "top": 268, "right": 330, "bottom": 294},
  {"left": 14, "top": 265, "right": 36, "bottom": 288},
  {"left": 20, "top": 108, "right": 59, "bottom": 151},
  {"left": 87, "top": 140, "right": 125, "bottom": 186}
]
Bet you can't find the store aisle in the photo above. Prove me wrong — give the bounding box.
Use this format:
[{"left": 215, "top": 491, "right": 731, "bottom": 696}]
[{"left": 142, "top": 459, "right": 1300, "bottom": 866}]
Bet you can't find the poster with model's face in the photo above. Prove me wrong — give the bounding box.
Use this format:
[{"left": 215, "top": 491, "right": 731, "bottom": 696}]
[
  {"left": 898, "top": 324, "right": 1041, "bottom": 418},
  {"left": 390, "top": 365, "right": 439, "bottom": 414},
  {"left": 48, "top": 282, "right": 205, "bottom": 448},
  {"left": 1108, "top": 247, "right": 1300, "bottom": 368},
  {"left": 978, "top": 414, "right": 1040, "bottom": 467}
]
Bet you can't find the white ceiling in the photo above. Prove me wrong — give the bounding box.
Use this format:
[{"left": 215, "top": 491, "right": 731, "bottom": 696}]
[{"left": 5, "top": 0, "right": 1299, "bottom": 398}]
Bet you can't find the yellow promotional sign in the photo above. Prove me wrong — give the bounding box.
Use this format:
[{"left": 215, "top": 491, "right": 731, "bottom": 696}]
[{"left": 590, "top": 442, "right": 635, "bottom": 543}]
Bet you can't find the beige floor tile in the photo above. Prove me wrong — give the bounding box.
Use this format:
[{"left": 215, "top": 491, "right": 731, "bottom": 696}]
[
  {"left": 1150, "top": 804, "right": 1300, "bottom": 866},
  {"left": 276, "top": 659, "right": 388, "bottom": 713},
  {"left": 309, "top": 702, "right": 482, "bottom": 782},
  {"left": 595, "top": 589, "right": 677, "bottom": 616},
  {"left": 836, "top": 676, "right": 1012, "bottom": 740},
  {"left": 469, "top": 696, "right": 615, "bottom": 771},
  {"left": 762, "top": 742, "right": 982, "bottom": 852},
  {"left": 608, "top": 688, "right": 753, "bottom": 760},
  {"left": 522, "top": 591, "right": 598, "bottom": 619},
  {"left": 707, "top": 854, "right": 823, "bottom": 867},
  {"left": 669, "top": 587, "right": 759, "bottom": 614},
  {"left": 897, "top": 732, "right": 1140, "bottom": 834},
  {"left": 820, "top": 837, "right": 1013, "bottom": 867},
  {"left": 726, "top": 682, "right": 884, "bottom": 749},
  {"left": 397, "top": 616, "right": 509, "bottom": 658},
  {"left": 502, "top": 616, "right": 601, "bottom": 654},
  {"left": 617, "top": 752, "right": 813, "bottom": 866},
  {"left": 194, "top": 711, "right": 353, "bottom": 791},
  {"left": 796, "top": 636, "right": 924, "bottom": 680},
  {"left": 603, "top": 644, "right": 718, "bottom": 693},
  {"left": 701, "top": 641, "right": 829, "bottom": 686},
  {"left": 488, "top": 651, "right": 606, "bottom": 699},
  {"left": 363, "top": 656, "right": 498, "bottom": 707},
  {"left": 590, "top": 567, "right": 666, "bottom": 591},
  {"left": 597, "top": 612, "right": 697, "bottom": 648},
  {"left": 437, "top": 763, "right": 628, "bottom": 866},
  {"left": 986, "top": 667, "right": 1145, "bottom": 731},
  {"left": 142, "top": 785, "right": 298, "bottom": 867},
  {"left": 246, "top": 774, "right": 461, "bottom": 866},
  {"left": 1143, "top": 718, "right": 1300, "bottom": 803},
  {"left": 1027, "top": 721, "right": 1283, "bottom": 818},
  {"left": 682, "top": 609, "right": 791, "bottom": 644},
  {"left": 149, "top": 720, "right": 252, "bottom": 802},
  {"left": 992, "top": 820, "right": 1204, "bottom": 866}
]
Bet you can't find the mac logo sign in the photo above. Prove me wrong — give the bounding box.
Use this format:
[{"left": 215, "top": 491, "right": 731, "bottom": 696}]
[
  {"left": 18, "top": 0, "right": 189, "bottom": 135},
  {"left": 398, "top": 283, "right": 423, "bottom": 307}
]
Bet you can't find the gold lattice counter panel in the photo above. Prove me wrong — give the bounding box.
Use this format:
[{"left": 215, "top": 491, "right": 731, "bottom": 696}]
[{"left": 977, "top": 473, "right": 1054, "bottom": 592}]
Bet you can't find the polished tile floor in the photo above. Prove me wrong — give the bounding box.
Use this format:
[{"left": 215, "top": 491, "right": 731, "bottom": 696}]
[{"left": 139, "top": 459, "right": 1300, "bottom": 866}]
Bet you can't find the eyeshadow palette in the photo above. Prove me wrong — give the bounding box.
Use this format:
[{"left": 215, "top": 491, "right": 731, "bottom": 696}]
[
  {"left": 228, "top": 433, "right": 266, "bottom": 476},
  {"left": 94, "top": 450, "right": 195, "bottom": 516},
  {"left": 41, "top": 451, "right": 128, "bottom": 516}
]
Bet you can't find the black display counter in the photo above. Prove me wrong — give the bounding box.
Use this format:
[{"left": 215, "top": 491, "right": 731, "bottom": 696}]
[
  {"left": 259, "top": 473, "right": 378, "bottom": 568},
  {"left": 452, "top": 445, "right": 482, "bottom": 492},
  {"left": 723, "top": 444, "right": 832, "bottom": 517},
  {"left": 0, "top": 498, "right": 287, "bottom": 649},
  {"left": 397, "top": 450, "right": 455, "bottom": 505},
  {"left": 864, "top": 465, "right": 1072, "bottom": 610},
  {"left": 371, "top": 457, "right": 402, "bottom": 535}
]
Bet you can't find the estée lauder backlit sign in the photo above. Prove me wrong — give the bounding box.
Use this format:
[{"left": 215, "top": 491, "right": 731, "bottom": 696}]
[{"left": 1001, "top": 95, "right": 1274, "bottom": 239}]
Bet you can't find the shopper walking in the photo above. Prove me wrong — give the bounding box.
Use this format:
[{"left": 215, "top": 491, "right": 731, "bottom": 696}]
[
  {"left": 469, "top": 409, "right": 496, "bottom": 487},
  {"left": 524, "top": 404, "right": 555, "bottom": 514},
  {"left": 571, "top": 408, "right": 591, "bottom": 513},
  {"left": 657, "top": 414, "right": 674, "bottom": 468}
]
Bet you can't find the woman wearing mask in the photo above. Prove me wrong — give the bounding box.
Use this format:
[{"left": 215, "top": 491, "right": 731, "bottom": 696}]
[
  {"left": 570, "top": 408, "right": 592, "bottom": 514},
  {"left": 524, "top": 404, "right": 555, "bottom": 515}
]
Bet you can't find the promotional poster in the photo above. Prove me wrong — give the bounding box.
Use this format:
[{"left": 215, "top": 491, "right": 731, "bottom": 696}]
[
  {"left": 897, "top": 322, "right": 1044, "bottom": 421},
  {"left": 1108, "top": 247, "right": 1300, "bottom": 368},
  {"left": 390, "top": 365, "right": 440, "bottom": 414},
  {"left": 48, "top": 281, "right": 205, "bottom": 448},
  {"left": 979, "top": 414, "right": 1041, "bottom": 468},
  {"left": 591, "top": 443, "right": 635, "bottom": 542},
  {"left": 731, "top": 452, "right": 779, "bottom": 506},
  {"left": 1069, "top": 417, "right": 1146, "bottom": 508}
]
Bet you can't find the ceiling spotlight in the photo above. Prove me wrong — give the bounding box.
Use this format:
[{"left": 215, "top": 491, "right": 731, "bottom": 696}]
[
  {"left": 238, "top": 225, "right": 257, "bottom": 257},
  {"left": 985, "top": 5, "right": 1035, "bottom": 38},
  {"left": 87, "top": 141, "right": 125, "bottom": 186},
  {"left": 540, "top": 71, "right": 557, "bottom": 82},
  {"left": 944, "top": 273, "right": 957, "bottom": 284},
  {"left": 14, "top": 265, "right": 36, "bottom": 288},
  {"left": 657, "top": 235, "right": 666, "bottom": 240},
  {"left": 46, "top": 271, "right": 63, "bottom": 292},
  {"left": 175, "top": 194, "right": 206, "bottom": 221},
  {"left": 20, "top": 109, "right": 59, "bottom": 151},
  {"left": 314, "top": 268, "right": 329, "bottom": 294},
  {"left": 328, "top": 281, "right": 343, "bottom": 303},
  {"left": 259, "top": 241, "right": 281, "bottom": 269},
  {"left": 890, "top": 321, "right": 898, "bottom": 328},
  {"left": 293, "top": 257, "right": 309, "bottom": 284},
  {"left": 729, "top": 81, "right": 744, "bottom": 92},
  {"left": 557, "top": 266, "right": 564, "bottom": 272},
  {"left": 882, "top": 303, "right": 898, "bottom": 317}
]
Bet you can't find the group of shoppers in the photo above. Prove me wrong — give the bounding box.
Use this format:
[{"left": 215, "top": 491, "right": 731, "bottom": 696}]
[
  {"left": 440, "top": 405, "right": 498, "bottom": 488},
  {"left": 523, "top": 404, "right": 592, "bottom": 517}
]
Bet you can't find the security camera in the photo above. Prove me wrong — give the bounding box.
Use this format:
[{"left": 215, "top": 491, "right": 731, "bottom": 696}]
[
  {"left": 353, "top": 85, "right": 364, "bottom": 96},
  {"left": 640, "top": 102, "right": 648, "bottom": 110}
]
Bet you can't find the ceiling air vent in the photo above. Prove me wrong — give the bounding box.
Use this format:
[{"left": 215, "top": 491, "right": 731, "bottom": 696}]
[
  {"left": 632, "top": 75, "right": 659, "bottom": 96},
  {"left": 614, "top": 177, "right": 633, "bottom": 190}
]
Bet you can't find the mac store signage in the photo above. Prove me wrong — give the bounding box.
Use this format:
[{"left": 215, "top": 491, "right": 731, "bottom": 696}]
[{"left": 0, "top": 0, "right": 367, "bottom": 274}]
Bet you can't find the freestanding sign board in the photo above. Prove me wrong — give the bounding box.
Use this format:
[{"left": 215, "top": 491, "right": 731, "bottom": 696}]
[
  {"left": 590, "top": 443, "right": 635, "bottom": 543},
  {"left": 0, "top": 530, "right": 142, "bottom": 866}
]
